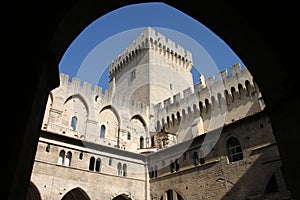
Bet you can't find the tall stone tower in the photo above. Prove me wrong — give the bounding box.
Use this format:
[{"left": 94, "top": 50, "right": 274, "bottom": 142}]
[{"left": 108, "top": 27, "right": 194, "bottom": 106}]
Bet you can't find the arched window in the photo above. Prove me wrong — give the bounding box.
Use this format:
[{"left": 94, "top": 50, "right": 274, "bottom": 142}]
[
  {"left": 100, "top": 125, "right": 106, "bottom": 138},
  {"left": 245, "top": 80, "right": 251, "bottom": 96},
  {"left": 154, "top": 165, "right": 158, "bottom": 178},
  {"left": 217, "top": 93, "right": 222, "bottom": 108},
  {"left": 45, "top": 144, "right": 50, "bottom": 152},
  {"left": 231, "top": 87, "right": 236, "bottom": 102},
  {"left": 122, "top": 163, "right": 127, "bottom": 176},
  {"left": 205, "top": 98, "right": 209, "bottom": 112},
  {"left": 169, "top": 160, "right": 175, "bottom": 173},
  {"left": 58, "top": 150, "right": 65, "bottom": 165},
  {"left": 95, "top": 158, "right": 101, "bottom": 172},
  {"left": 171, "top": 114, "right": 175, "bottom": 127},
  {"left": 65, "top": 151, "right": 72, "bottom": 166},
  {"left": 224, "top": 90, "right": 229, "bottom": 105},
  {"left": 238, "top": 84, "right": 243, "bottom": 98},
  {"left": 167, "top": 116, "right": 170, "bottom": 128},
  {"left": 79, "top": 152, "right": 83, "bottom": 160},
  {"left": 149, "top": 166, "right": 154, "bottom": 179},
  {"left": 199, "top": 101, "right": 203, "bottom": 114},
  {"left": 70, "top": 116, "right": 77, "bottom": 130},
  {"left": 109, "top": 158, "right": 113, "bottom": 166},
  {"left": 227, "top": 137, "right": 243, "bottom": 162},
  {"left": 89, "top": 156, "right": 95, "bottom": 171},
  {"left": 265, "top": 173, "right": 279, "bottom": 194},
  {"left": 175, "top": 159, "right": 180, "bottom": 171},
  {"left": 117, "top": 162, "right": 122, "bottom": 176},
  {"left": 140, "top": 136, "right": 144, "bottom": 149},
  {"left": 127, "top": 132, "right": 131, "bottom": 140},
  {"left": 199, "top": 150, "right": 205, "bottom": 164},
  {"left": 176, "top": 112, "right": 181, "bottom": 124},
  {"left": 193, "top": 152, "right": 199, "bottom": 166},
  {"left": 151, "top": 136, "right": 155, "bottom": 147}
]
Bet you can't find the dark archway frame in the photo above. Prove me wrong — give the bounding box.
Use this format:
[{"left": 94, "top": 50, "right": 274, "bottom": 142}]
[{"left": 4, "top": 1, "right": 299, "bottom": 200}]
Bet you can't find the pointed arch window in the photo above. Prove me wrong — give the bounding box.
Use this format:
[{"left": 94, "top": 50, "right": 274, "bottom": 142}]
[
  {"left": 89, "top": 156, "right": 95, "bottom": 171},
  {"left": 171, "top": 114, "right": 175, "bottom": 127},
  {"left": 122, "top": 163, "right": 127, "bottom": 176},
  {"left": 117, "top": 162, "right": 122, "bottom": 176},
  {"left": 176, "top": 112, "right": 181, "bottom": 124},
  {"left": 224, "top": 90, "right": 229, "bottom": 105},
  {"left": 109, "top": 158, "right": 113, "bottom": 166},
  {"left": 127, "top": 132, "right": 131, "bottom": 140},
  {"left": 95, "top": 158, "right": 101, "bottom": 172},
  {"left": 154, "top": 165, "right": 158, "bottom": 178},
  {"left": 58, "top": 150, "right": 65, "bottom": 165},
  {"left": 231, "top": 87, "right": 236, "bottom": 102},
  {"left": 265, "top": 173, "right": 279, "bottom": 194},
  {"left": 245, "top": 80, "right": 251, "bottom": 96},
  {"left": 70, "top": 116, "right": 77, "bottom": 130},
  {"left": 238, "top": 84, "right": 243, "bottom": 98},
  {"left": 149, "top": 166, "right": 154, "bottom": 179},
  {"left": 65, "top": 151, "right": 72, "bottom": 166},
  {"left": 169, "top": 160, "right": 175, "bottom": 173},
  {"left": 217, "top": 93, "right": 222, "bottom": 108},
  {"left": 193, "top": 152, "right": 199, "bottom": 166},
  {"left": 199, "top": 101, "right": 203, "bottom": 114},
  {"left": 205, "top": 98, "right": 209, "bottom": 112},
  {"left": 175, "top": 159, "right": 180, "bottom": 171},
  {"left": 167, "top": 116, "right": 170, "bottom": 128},
  {"left": 140, "top": 136, "right": 144, "bottom": 149},
  {"left": 227, "top": 137, "right": 243, "bottom": 162},
  {"left": 151, "top": 136, "right": 155, "bottom": 147},
  {"left": 45, "top": 144, "right": 51, "bottom": 152},
  {"left": 100, "top": 125, "right": 106, "bottom": 138}
]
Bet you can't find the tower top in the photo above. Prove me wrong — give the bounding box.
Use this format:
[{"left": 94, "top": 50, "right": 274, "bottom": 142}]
[{"left": 109, "top": 27, "right": 193, "bottom": 72}]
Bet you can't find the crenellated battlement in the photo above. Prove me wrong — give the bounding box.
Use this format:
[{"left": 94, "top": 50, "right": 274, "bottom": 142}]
[
  {"left": 154, "top": 63, "right": 250, "bottom": 109},
  {"left": 59, "top": 73, "right": 104, "bottom": 97},
  {"left": 57, "top": 73, "right": 149, "bottom": 116},
  {"left": 153, "top": 62, "right": 264, "bottom": 133},
  {"left": 109, "top": 27, "right": 193, "bottom": 79}
]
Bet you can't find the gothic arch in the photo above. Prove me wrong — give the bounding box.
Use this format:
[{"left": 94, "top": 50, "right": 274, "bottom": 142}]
[
  {"left": 99, "top": 105, "right": 121, "bottom": 126},
  {"left": 64, "top": 94, "right": 89, "bottom": 116},
  {"left": 110, "top": 192, "right": 135, "bottom": 200},
  {"left": 130, "top": 114, "right": 148, "bottom": 138},
  {"left": 130, "top": 114, "right": 147, "bottom": 127},
  {"left": 61, "top": 187, "right": 90, "bottom": 200},
  {"left": 159, "top": 189, "right": 185, "bottom": 200}
]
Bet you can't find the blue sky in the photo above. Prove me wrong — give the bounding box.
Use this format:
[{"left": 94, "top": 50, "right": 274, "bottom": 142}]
[{"left": 59, "top": 2, "right": 246, "bottom": 91}]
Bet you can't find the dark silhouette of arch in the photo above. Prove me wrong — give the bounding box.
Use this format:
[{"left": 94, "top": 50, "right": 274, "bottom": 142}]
[
  {"left": 26, "top": 182, "right": 41, "bottom": 200},
  {"left": 161, "top": 189, "right": 185, "bottom": 200},
  {"left": 61, "top": 187, "right": 90, "bottom": 200},
  {"left": 265, "top": 173, "right": 279, "bottom": 194},
  {"left": 112, "top": 194, "right": 132, "bottom": 200}
]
